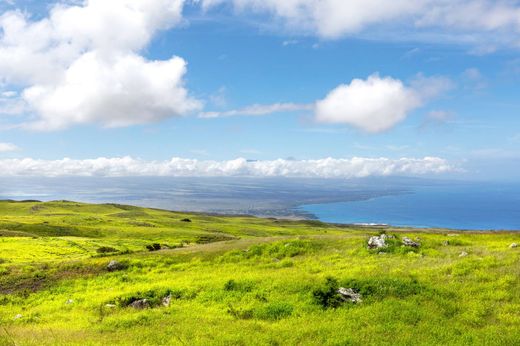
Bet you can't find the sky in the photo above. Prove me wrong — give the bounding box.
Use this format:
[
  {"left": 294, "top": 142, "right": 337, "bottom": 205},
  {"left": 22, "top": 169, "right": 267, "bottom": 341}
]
[{"left": 0, "top": 0, "right": 519, "bottom": 180}]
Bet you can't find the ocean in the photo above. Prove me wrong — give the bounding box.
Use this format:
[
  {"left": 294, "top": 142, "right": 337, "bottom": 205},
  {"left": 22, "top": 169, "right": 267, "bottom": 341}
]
[{"left": 299, "top": 181, "right": 520, "bottom": 230}]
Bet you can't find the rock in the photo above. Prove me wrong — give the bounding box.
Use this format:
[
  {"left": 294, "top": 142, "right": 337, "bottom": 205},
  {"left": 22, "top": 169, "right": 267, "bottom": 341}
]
[
  {"left": 510, "top": 243, "right": 518, "bottom": 248},
  {"left": 459, "top": 251, "right": 468, "bottom": 257},
  {"left": 442, "top": 240, "right": 449, "bottom": 246},
  {"left": 368, "top": 234, "right": 387, "bottom": 249},
  {"left": 336, "top": 287, "right": 362, "bottom": 303},
  {"left": 13, "top": 314, "right": 23, "bottom": 320},
  {"left": 65, "top": 299, "right": 74, "bottom": 305},
  {"left": 107, "top": 260, "right": 124, "bottom": 272},
  {"left": 162, "top": 295, "right": 172, "bottom": 307},
  {"left": 402, "top": 237, "right": 420, "bottom": 247},
  {"left": 105, "top": 304, "right": 116, "bottom": 308},
  {"left": 129, "top": 299, "right": 150, "bottom": 309}
]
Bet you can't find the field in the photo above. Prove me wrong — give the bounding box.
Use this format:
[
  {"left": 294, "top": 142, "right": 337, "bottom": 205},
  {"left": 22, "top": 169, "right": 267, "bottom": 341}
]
[{"left": 0, "top": 200, "right": 519, "bottom": 345}]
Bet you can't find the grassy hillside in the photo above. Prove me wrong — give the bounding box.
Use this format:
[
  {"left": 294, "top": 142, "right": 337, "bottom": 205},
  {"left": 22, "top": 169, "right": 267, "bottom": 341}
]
[{"left": 0, "top": 200, "right": 519, "bottom": 345}]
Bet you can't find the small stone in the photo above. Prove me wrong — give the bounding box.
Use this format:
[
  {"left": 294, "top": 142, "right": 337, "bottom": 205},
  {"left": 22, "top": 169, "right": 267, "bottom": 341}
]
[
  {"left": 13, "top": 314, "right": 23, "bottom": 320},
  {"left": 129, "top": 299, "right": 150, "bottom": 309},
  {"left": 65, "top": 299, "right": 74, "bottom": 305},
  {"left": 162, "top": 295, "right": 172, "bottom": 307},
  {"left": 442, "top": 240, "right": 449, "bottom": 246},
  {"left": 459, "top": 251, "right": 468, "bottom": 257},
  {"left": 105, "top": 304, "right": 116, "bottom": 308},
  {"left": 337, "top": 287, "right": 362, "bottom": 303},
  {"left": 402, "top": 237, "right": 420, "bottom": 247},
  {"left": 510, "top": 243, "right": 518, "bottom": 248}
]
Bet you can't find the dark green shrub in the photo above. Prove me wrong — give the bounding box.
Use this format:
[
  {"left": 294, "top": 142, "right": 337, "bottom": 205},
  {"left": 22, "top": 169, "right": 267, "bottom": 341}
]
[
  {"left": 312, "top": 277, "right": 344, "bottom": 309},
  {"left": 96, "top": 246, "right": 118, "bottom": 254},
  {"left": 180, "top": 218, "right": 192, "bottom": 222}
]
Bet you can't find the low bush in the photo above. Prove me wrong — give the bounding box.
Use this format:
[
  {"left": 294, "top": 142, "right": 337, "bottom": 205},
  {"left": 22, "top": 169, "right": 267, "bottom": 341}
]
[{"left": 96, "top": 246, "right": 118, "bottom": 254}]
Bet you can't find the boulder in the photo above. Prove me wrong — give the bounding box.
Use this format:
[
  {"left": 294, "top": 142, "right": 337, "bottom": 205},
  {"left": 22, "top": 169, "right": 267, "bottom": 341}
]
[
  {"left": 368, "top": 234, "right": 387, "bottom": 249},
  {"left": 402, "top": 237, "right": 420, "bottom": 247},
  {"left": 107, "top": 260, "right": 124, "bottom": 272},
  {"left": 336, "top": 287, "right": 362, "bottom": 303},
  {"left": 510, "top": 243, "right": 518, "bottom": 248},
  {"left": 129, "top": 299, "right": 150, "bottom": 309},
  {"left": 162, "top": 294, "right": 172, "bottom": 307}
]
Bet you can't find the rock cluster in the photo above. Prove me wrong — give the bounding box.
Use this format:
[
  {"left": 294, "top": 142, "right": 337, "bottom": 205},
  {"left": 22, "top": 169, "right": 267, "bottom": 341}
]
[
  {"left": 336, "top": 287, "right": 362, "bottom": 304},
  {"left": 402, "top": 237, "right": 420, "bottom": 247},
  {"left": 129, "top": 299, "right": 150, "bottom": 309}
]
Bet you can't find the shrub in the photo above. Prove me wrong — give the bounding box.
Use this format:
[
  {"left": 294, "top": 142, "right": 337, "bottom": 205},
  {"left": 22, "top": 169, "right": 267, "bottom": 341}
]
[
  {"left": 96, "top": 246, "right": 118, "bottom": 254},
  {"left": 180, "top": 218, "right": 192, "bottom": 222},
  {"left": 146, "top": 243, "right": 162, "bottom": 251},
  {"left": 312, "top": 277, "right": 344, "bottom": 309}
]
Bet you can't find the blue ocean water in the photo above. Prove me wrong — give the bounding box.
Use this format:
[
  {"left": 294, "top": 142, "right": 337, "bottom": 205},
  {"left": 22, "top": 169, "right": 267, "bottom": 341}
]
[{"left": 299, "top": 182, "right": 520, "bottom": 230}]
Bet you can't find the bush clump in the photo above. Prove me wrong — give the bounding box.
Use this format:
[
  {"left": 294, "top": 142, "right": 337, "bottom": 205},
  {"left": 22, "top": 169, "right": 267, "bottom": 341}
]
[
  {"left": 146, "top": 243, "right": 162, "bottom": 251},
  {"left": 96, "top": 246, "right": 118, "bottom": 254},
  {"left": 312, "top": 277, "right": 345, "bottom": 309}
]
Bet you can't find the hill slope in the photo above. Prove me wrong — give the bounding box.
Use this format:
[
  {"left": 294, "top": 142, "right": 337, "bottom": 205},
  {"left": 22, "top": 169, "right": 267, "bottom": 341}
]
[{"left": 0, "top": 201, "right": 519, "bottom": 345}]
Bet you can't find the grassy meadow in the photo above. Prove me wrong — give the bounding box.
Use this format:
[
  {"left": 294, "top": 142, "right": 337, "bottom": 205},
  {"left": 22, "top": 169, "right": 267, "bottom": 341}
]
[{"left": 0, "top": 200, "right": 519, "bottom": 345}]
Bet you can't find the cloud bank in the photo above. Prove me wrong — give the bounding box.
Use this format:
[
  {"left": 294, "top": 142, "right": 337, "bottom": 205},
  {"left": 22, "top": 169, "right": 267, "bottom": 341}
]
[
  {"left": 0, "top": 156, "right": 454, "bottom": 178},
  {"left": 203, "top": 0, "right": 520, "bottom": 47},
  {"left": 0, "top": 0, "right": 201, "bottom": 130}
]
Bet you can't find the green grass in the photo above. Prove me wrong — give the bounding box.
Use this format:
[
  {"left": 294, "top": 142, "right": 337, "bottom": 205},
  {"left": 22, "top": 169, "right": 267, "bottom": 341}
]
[{"left": 0, "top": 200, "right": 519, "bottom": 345}]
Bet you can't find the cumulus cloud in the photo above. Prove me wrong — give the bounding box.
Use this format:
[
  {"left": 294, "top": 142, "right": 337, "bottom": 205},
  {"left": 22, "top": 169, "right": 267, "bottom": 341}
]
[
  {"left": 0, "top": 156, "right": 454, "bottom": 178},
  {"left": 0, "top": 0, "right": 201, "bottom": 130},
  {"left": 199, "top": 103, "right": 312, "bottom": 118},
  {"left": 315, "top": 74, "right": 452, "bottom": 133},
  {"left": 202, "top": 0, "right": 520, "bottom": 47},
  {"left": 0, "top": 142, "right": 19, "bottom": 152}
]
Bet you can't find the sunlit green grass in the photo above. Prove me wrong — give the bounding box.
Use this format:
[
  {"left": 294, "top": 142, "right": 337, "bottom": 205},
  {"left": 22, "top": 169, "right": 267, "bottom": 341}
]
[{"left": 0, "top": 200, "right": 519, "bottom": 345}]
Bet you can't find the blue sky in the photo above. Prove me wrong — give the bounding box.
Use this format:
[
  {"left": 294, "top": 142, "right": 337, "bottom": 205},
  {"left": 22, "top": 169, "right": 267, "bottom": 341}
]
[{"left": 0, "top": 0, "right": 519, "bottom": 180}]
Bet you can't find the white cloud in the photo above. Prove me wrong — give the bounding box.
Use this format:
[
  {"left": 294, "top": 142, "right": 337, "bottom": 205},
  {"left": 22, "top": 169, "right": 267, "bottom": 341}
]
[
  {"left": 0, "top": 142, "right": 19, "bottom": 152},
  {"left": 199, "top": 103, "right": 312, "bottom": 118},
  {"left": 314, "top": 74, "right": 452, "bottom": 133},
  {"left": 0, "top": 156, "right": 454, "bottom": 178},
  {"left": 203, "top": 0, "right": 520, "bottom": 47},
  {"left": 0, "top": 0, "right": 201, "bottom": 130}
]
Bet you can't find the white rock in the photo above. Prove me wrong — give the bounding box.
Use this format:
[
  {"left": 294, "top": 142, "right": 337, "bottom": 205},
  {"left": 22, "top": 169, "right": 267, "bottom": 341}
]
[
  {"left": 368, "top": 235, "right": 387, "bottom": 249},
  {"left": 337, "top": 287, "right": 362, "bottom": 303},
  {"left": 459, "top": 251, "right": 468, "bottom": 257},
  {"left": 510, "top": 243, "right": 518, "bottom": 248},
  {"left": 402, "top": 237, "right": 420, "bottom": 247},
  {"left": 14, "top": 314, "right": 23, "bottom": 320}
]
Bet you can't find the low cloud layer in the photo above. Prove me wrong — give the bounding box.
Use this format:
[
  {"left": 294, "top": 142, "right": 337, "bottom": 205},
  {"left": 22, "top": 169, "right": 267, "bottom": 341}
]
[
  {"left": 0, "top": 0, "right": 201, "bottom": 130},
  {"left": 0, "top": 156, "right": 454, "bottom": 178}
]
